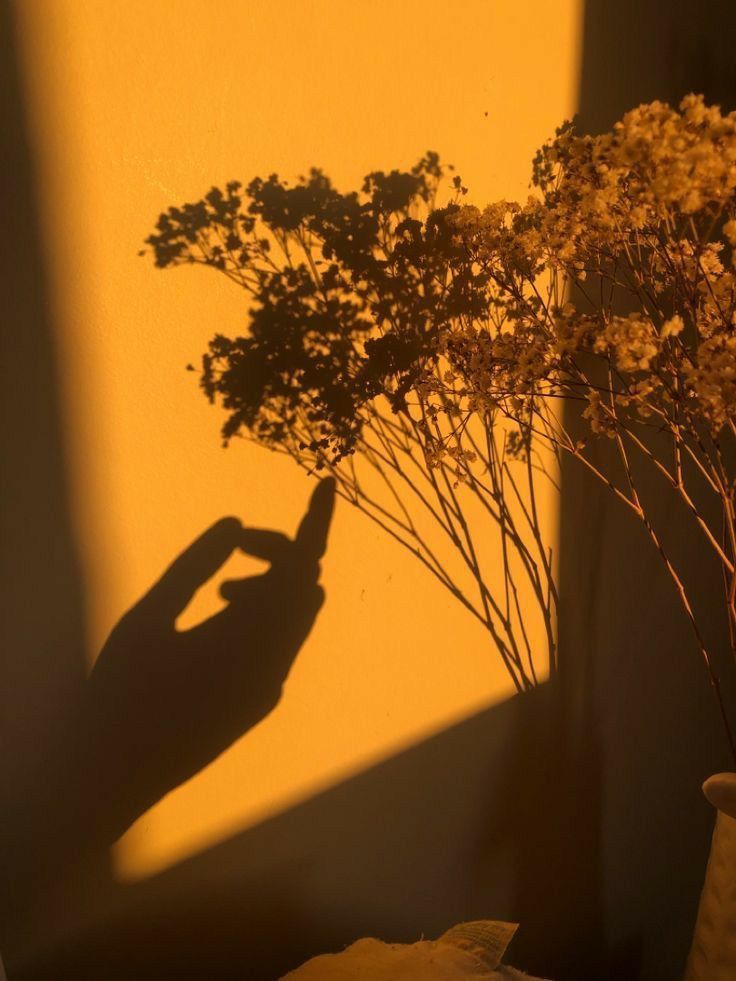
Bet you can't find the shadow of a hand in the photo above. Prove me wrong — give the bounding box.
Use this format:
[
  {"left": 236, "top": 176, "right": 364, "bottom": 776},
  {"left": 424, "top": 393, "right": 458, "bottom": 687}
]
[{"left": 77, "top": 477, "right": 335, "bottom": 843}]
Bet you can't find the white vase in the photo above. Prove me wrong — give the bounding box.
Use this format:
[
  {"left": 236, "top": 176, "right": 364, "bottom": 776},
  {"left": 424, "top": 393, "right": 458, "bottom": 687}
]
[{"left": 684, "top": 773, "right": 736, "bottom": 980}]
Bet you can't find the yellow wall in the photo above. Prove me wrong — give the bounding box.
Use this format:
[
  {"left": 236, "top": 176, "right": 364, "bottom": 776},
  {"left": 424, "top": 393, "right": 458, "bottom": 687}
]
[{"left": 15, "top": 0, "right": 581, "bottom": 879}]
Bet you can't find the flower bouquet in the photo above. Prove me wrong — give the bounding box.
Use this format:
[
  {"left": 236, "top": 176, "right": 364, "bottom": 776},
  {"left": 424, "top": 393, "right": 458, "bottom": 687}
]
[{"left": 146, "top": 92, "right": 736, "bottom": 975}]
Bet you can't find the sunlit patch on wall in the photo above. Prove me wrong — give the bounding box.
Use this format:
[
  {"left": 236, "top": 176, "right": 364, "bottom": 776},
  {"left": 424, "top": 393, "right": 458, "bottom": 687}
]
[{"left": 15, "top": 0, "right": 581, "bottom": 880}]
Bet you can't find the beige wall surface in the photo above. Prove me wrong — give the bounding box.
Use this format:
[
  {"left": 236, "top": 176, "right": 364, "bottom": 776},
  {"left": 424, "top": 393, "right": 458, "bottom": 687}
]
[{"left": 15, "top": 0, "right": 581, "bottom": 879}]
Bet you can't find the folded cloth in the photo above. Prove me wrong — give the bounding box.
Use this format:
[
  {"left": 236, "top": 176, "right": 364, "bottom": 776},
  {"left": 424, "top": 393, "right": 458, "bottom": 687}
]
[{"left": 281, "top": 921, "right": 551, "bottom": 980}]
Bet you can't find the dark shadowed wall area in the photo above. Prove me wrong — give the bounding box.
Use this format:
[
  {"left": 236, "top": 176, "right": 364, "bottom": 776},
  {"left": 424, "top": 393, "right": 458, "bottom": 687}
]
[
  {"left": 0, "top": 0, "right": 88, "bottom": 802},
  {"left": 558, "top": 2, "right": 736, "bottom": 979},
  {"left": 0, "top": 0, "right": 110, "bottom": 950}
]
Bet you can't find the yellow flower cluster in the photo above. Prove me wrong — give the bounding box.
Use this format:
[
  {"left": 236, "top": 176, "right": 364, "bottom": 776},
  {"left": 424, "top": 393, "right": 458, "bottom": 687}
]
[
  {"left": 582, "top": 391, "right": 616, "bottom": 437},
  {"left": 593, "top": 314, "right": 659, "bottom": 373},
  {"left": 445, "top": 95, "right": 736, "bottom": 442},
  {"left": 686, "top": 333, "right": 736, "bottom": 427},
  {"left": 533, "top": 94, "right": 736, "bottom": 248}
]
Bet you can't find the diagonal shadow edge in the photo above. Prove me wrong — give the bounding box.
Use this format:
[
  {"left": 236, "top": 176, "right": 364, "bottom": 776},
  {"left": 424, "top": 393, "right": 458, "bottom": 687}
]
[{"left": 15, "top": 681, "right": 607, "bottom": 981}]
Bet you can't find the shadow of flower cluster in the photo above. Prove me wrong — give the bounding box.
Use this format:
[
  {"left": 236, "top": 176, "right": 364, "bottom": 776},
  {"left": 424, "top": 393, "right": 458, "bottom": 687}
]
[
  {"left": 145, "top": 155, "right": 488, "bottom": 464},
  {"left": 145, "top": 155, "right": 559, "bottom": 693}
]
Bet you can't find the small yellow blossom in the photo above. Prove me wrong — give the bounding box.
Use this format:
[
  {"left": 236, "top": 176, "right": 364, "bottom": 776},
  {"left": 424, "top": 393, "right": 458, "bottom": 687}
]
[
  {"left": 594, "top": 314, "right": 659, "bottom": 372},
  {"left": 661, "top": 315, "right": 684, "bottom": 338}
]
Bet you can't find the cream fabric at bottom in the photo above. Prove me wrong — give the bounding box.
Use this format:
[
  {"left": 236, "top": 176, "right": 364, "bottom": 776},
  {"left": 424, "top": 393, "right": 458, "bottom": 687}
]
[
  {"left": 281, "top": 921, "right": 550, "bottom": 980},
  {"left": 281, "top": 937, "right": 498, "bottom": 980}
]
